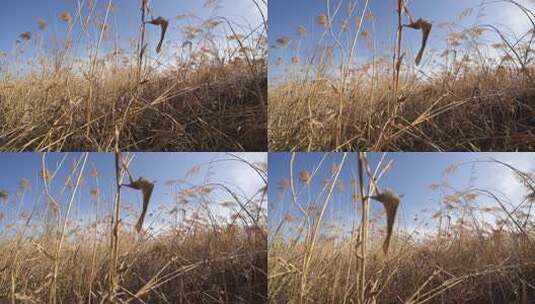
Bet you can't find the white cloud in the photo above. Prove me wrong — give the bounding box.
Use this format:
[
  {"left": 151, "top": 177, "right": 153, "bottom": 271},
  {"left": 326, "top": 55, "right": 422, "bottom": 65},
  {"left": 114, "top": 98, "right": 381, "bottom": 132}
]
[
  {"left": 219, "top": 0, "right": 266, "bottom": 27},
  {"left": 493, "top": 154, "right": 535, "bottom": 200},
  {"left": 488, "top": 0, "right": 533, "bottom": 36},
  {"left": 224, "top": 152, "right": 267, "bottom": 198},
  {"left": 475, "top": 153, "right": 535, "bottom": 218}
]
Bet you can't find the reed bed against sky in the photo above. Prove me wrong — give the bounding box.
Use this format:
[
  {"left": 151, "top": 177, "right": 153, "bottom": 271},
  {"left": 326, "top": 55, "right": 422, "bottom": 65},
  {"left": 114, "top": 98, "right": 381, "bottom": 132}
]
[
  {"left": 268, "top": 152, "right": 535, "bottom": 303},
  {"left": 268, "top": 0, "right": 535, "bottom": 151},
  {"left": 0, "top": 0, "right": 267, "bottom": 151},
  {"left": 0, "top": 152, "right": 267, "bottom": 303}
]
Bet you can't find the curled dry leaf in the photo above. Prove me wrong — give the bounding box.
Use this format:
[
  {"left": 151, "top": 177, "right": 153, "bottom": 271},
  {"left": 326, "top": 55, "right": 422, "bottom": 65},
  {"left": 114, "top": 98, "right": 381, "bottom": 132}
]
[
  {"left": 147, "top": 17, "right": 169, "bottom": 53},
  {"left": 370, "top": 188, "right": 400, "bottom": 255},
  {"left": 405, "top": 18, "right": 432, "bottom": 65},
  {"left": 123, "top": 177, "right": 155, "bottom": 232}
]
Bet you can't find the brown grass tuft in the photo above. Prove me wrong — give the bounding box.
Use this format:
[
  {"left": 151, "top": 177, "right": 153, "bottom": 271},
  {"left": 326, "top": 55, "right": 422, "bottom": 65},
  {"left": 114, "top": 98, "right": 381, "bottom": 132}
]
[
  {"left": 0, "top": 1, "right": 267, "bottom": 151},
  {"left": 268, "top": 0, "right": 535, "bottom": 151},
  {"left": 270, "top": 155, "right": 535, "bottom": 303}
]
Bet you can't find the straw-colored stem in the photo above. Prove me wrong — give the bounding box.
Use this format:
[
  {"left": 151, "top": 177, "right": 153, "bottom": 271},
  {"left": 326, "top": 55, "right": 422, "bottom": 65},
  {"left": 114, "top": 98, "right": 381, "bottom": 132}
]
[
  {"left": 137, "top": 0, "right": 147, "bottom": 83},
  {"left": 393, "top": 0, "right": 404, "bottom": 100},
  {"left": 109, "top": 152, "right": 122, "bottom": 298},
  {"left": 357, "top": 152, "right": 369, "bottom": 304},
  {"left": 49, "top": 153, "right": 88, "bottom": 304}
]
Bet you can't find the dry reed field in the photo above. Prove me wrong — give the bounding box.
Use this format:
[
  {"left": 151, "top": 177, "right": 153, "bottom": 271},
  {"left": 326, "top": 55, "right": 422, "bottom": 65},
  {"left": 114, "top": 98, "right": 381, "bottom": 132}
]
[
  {"left": 0, "top": 153, "right": 267, "bottom": 303},
  {"left": 269, "top": 0, "right": 535, "bottom": 151},
  {"left": 0, "top": 0, "right": 267, "bottom": 151},
  {"left": 268, "top": 152, "right": 535, "bottom": 303}
]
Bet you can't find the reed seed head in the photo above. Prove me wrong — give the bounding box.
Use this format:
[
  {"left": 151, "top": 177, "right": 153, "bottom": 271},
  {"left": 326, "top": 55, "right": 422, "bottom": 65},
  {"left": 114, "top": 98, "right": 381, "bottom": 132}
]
[
  {"left": 299, "top": 170, "right": 312, "bottom": 184},
  {"left": 276, "top": 36, "right": 290, "bottom": 46},
  {"left": 60, "top": 11, "right": 72, "bottom": 24},
  {"left": 38, "top": 19, "right": 48, "bottom": 30},
  {"left": 20, "top": 32, "right": 32, "bottom": 41},
  {"left": 297, "top": 25, "right": 307, "bottom": 37},
  {"left": 0, "top": 190, "right": 8, "bottom": 202},
  {"left": 317, "top": 14, "right": 329, "bottom": 28}
]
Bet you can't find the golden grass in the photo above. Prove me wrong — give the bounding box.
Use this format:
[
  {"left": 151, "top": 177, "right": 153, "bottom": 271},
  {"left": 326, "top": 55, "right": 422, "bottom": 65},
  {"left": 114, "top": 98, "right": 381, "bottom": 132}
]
[
  {"left": 1, "top": 62, "right": 266, "bottom": 151},
  {"left": 269, "top": 154, "right": 535, "bottom": 303},
  {"left": 0, "top": 153, "right": 267, "bottom": 303},
  {"left": 0, "top": 0, "right": 267, "bottom": 151},
  {"left": 269, "top": 67, "right": 535, "bottom": 151},
  {"left": 0, "top": 224, "right": 266, "bottom": 303},
  {"left": 268, "top": 0, "right": 535, "bottom": 151},
  {"left": 269, "top": 231, "right": 535, "bottom": 303}
]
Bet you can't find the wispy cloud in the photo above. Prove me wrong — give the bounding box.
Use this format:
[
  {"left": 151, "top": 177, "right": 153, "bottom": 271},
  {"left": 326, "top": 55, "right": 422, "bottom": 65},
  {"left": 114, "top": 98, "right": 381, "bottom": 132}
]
[{"left": 490, "top": 0, "right": 533, "bottom": 35}]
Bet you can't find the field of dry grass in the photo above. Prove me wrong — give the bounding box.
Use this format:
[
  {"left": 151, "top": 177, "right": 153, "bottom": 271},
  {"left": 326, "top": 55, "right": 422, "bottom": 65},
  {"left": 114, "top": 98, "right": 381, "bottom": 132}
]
[
  {"left": 268, "top": 153, "right": 535, "bottom": 303},
  {"left": 0, "top": 0, "right": 267, "bottom": 151},
  {"left": 268, "top": 0, "right": 535, "bottom": 151},
  {"left": 0, "top": 153, "right": 267, "bottom": 303}
]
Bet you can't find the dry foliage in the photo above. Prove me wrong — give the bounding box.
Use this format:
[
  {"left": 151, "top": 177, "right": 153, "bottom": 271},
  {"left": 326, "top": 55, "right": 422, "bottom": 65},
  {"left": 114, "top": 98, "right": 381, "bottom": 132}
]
[
  {"left": 0, "top": 153, "right": 267, "bottom": 303},
  {"left": 0, "top": 0, "right": 267, "bottom": 151},
  {"left": 269, "top": 0, "right": 535, "bottom": 151},
  {"left": 269, "top": 154, "right": 535, "bottom": 303}
]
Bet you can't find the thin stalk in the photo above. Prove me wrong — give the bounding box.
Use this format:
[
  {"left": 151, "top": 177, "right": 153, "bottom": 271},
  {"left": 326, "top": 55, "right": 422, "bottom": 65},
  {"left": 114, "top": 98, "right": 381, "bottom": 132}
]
[
  {"left": 393, "top": 0, "right": 404, "bottom": 100},
  {"left": 137, "top": 0, "right": 147, "bottom": 83},
  {"left": 109, "top": 151, "right": 122, "bottom": 297},
  {"left": 49, "top": 153, "right": 88, "bottom": 304},
  {"left": 300, "top": 153, "right": 347, "bottom": 304},
  {"left": 357, "top": 152, "right": 369, "bottom": 304},
  {"left": 86, "top": 0, "right": 114, "bottom": 136}
]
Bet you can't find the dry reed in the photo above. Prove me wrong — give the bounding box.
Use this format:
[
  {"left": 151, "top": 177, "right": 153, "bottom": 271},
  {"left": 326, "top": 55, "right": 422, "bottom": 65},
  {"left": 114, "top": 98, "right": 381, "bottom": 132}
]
[
  {"left": 0, "top": 0, "right": 267, "bottom": 151},
  {"left": 269, "top": 153, "right": 535, "bottom": 303},
  {"left": 269, "top": 0, "right": 535, "bottom": 151}
]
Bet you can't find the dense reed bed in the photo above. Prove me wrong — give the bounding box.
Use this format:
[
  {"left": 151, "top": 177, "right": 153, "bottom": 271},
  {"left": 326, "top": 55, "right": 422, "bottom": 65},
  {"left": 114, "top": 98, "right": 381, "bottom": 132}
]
[
  {"left": 0, "top": 0, "right": 267, "bottom": 151},
  {"left": 269, "top": 153, "right": 535, "bottom": 303},
  {"left": 0, "top": 153, "right": 267, "bottom": 303},
  {"left": 269, "top": 0, "right": 535, "bottom": 151}
]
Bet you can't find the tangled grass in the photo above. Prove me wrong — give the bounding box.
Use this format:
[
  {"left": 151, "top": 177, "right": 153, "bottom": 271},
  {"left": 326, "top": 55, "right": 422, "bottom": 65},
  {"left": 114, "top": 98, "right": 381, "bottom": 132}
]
[
  {"left": 0, "top": 153, "right": 267, "bottom": 303},
  {"left": 269, "top": 153, "right": 535, "bottom": 303},
  {"left": 0, "top": 0, "right": 267, "bottom": 151},
  {"left": 268, "top": 0, "right": 535, "bottom": 151}
]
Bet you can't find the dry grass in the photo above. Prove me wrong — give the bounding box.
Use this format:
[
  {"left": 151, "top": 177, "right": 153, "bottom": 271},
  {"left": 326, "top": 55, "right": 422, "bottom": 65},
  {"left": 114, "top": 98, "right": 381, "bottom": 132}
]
[
  {"left": 0, "top": 153, "right": 267, "bottom": 303},
  {"left": 1, "top": 224, "right": 266, "bottom": 303},
  {"left": 268, "top": 0, "right": 535, "bottom": 151},
  {"left": 0, "top": 0, "right": 267, "bottom": 151},
  {"left": 270, "top": 231, "right": 535, "bottom": 303},
  {"left": 268, "top": 153, "right": 535, "bottom": 303}
]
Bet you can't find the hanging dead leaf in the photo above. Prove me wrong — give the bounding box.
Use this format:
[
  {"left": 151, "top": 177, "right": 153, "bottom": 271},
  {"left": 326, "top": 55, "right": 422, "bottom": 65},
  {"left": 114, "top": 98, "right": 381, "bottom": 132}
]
[
  {"left": 123, "top": 176, "right": 155, "bottom": 232},
  {"left": 370, "top": 189, "right": 400, "bottom": 255},
  {"left": 405, "top": 18, "right": 432, "bottom": 65},
  {"left": 147, "top": 17, "right": 169, "bottom": 53}
]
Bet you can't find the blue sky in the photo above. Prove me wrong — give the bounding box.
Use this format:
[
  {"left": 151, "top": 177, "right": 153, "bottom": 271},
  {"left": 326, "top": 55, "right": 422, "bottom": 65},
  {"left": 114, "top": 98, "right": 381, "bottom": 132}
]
[
  {"left": 0, "top": 152, "right": 266, "bottom": 233},
  {"left": 268, "top": 152, "right": 535, "bottom": 239},
  {"left": 268, "top": 0, "right": 534, "bottom": 80},
  {"left": 0, "top": 0, "right": 265, "bottom": 64}
]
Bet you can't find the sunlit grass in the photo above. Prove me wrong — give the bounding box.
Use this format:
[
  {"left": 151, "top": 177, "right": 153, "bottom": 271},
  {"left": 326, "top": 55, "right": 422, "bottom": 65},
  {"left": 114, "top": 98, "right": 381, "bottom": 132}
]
[
  {"left": 0, "top": 0, "right": 267, "bottom": 151},
  {"left": 268, "top": 0, "right": 535, "bottom": 151},
  {"left": 269, "top": 153, "right": 535, "bottom": 303},
  {"left": 0, "top": 153, "right": 267, "bottom": 303}
]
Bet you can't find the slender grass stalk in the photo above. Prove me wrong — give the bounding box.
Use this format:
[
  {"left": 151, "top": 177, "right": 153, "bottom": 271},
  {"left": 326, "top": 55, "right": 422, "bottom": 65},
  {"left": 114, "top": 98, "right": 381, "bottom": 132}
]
[
  {"left": 86, "top": 0, "right": 114, "bottom": 136},
  {"left": 393, "top": 0, "right": 404, "bottom": 100},
  {"left": 137, "top": 0, "right": 147, "bottom": 83},
  {"left": 49, "top": 153, "right": 88, "bottom": 304},
  {"left": 109, "top": 151, "right": 122, "bottom": 298},
  {"left": 299, "top": 153, "right": 347, "bottom": 304},
  {"left": 357, "top": 152, "right": 368, "bottom": 304}
]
